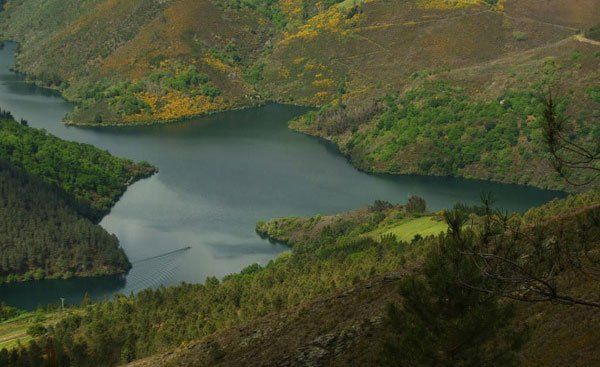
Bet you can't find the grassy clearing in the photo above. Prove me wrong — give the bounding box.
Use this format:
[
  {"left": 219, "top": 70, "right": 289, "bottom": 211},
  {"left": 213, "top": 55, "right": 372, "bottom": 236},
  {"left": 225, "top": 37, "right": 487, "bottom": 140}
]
[
  {"left": 0, "top": 310, "right": 66, "bottom": 350},
  {"left": 367, "top": 216, "right": 447, "bottom": 242}
]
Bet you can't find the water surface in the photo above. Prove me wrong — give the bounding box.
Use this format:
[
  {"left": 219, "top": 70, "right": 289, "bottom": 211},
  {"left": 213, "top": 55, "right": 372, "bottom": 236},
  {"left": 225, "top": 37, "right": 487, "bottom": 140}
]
[{"left": 0, "top": 42, "right": 564, "bottom": 309}]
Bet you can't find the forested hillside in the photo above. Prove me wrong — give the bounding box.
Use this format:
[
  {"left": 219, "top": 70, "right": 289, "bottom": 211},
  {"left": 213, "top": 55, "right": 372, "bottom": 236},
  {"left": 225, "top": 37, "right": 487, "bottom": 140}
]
[
  {"left": 2, "top": 191, "right": 598, "bottom": 366},
  {"left": 0, "top": 0, "right": 598, "bottom": 190},
  {"left": 0, "top": 110, "right": 156, "bottom": 220},
  {"left": 0, "top": 159, "right": 130, "bottom": 283},
  {"left": 0, "top": 111, "right": 154, "bottom": 282}
]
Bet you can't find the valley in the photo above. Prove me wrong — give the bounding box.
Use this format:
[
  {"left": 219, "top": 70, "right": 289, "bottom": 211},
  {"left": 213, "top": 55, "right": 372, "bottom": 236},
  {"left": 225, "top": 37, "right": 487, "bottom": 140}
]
[
  {"left": 0, "top": 42, "right": 562, "bottom": 309},
  {"left": 0, "top": 0, "right": 598, "bottom": 190},
  {"left": 0, "top": 0, "right": 598, "bottom": 366}
]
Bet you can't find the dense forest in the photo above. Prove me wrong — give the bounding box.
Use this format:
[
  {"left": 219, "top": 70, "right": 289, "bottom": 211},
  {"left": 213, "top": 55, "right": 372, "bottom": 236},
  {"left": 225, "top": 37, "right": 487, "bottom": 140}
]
[
  {"left": 1, "top": 190, "right": 598, "bottom": 366},
  {"left": 0, "top": 110, "right": 156, "bottom": 220},
  {"left": 0, "top": 159, "right": 130, "bottom": 283}
]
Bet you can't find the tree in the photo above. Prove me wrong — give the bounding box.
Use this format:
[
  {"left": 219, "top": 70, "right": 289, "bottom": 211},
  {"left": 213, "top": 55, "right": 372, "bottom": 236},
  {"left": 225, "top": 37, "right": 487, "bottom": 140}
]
[
  {"left": 459, "top": 199, "right": 600, "bottom": 308},
  {"left": 27, "top": 324, "right": 47, "bottom": 337},
  {"left": 541, "top": 91, "right": 599, "bottom": 187},
  {"left": 457, "top": 91, "right": 600, "bottom": 307},
  {"left": 380, "top": 209, "right": 525, "bottom": 366}
]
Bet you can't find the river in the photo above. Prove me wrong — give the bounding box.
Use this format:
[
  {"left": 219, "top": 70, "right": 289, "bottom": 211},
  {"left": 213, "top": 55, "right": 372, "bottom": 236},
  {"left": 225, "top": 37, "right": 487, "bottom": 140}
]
[{"left": 0, "top": 42, "right": 564, "bottom": 309}]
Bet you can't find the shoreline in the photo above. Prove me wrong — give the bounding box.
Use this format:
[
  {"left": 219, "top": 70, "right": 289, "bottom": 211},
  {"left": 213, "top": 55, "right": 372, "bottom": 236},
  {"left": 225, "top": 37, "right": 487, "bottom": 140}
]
[{"left": 287, "top": 121, "right": 572, "bottom": 195}]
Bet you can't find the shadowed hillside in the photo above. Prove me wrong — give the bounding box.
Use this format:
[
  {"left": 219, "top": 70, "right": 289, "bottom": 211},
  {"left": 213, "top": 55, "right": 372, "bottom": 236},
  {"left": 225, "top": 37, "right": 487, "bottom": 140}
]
[
  {"left": 1, "top": 192, "right": 598, "bottom": 366},
  {"left": 0, "top": 113, "right": 156, "bottom": 219}
]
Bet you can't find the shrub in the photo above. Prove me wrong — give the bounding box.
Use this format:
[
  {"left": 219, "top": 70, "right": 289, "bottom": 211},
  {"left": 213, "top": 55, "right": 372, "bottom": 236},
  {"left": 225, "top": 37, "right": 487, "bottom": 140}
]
[{"left": 406, "top": 195, "right": 426, "bottom": 214}]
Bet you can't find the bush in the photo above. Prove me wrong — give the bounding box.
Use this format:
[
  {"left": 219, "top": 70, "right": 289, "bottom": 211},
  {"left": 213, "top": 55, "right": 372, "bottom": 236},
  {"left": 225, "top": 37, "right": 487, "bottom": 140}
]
[{"left": 27, "top": 324, "right": 47, "bottom": 337}]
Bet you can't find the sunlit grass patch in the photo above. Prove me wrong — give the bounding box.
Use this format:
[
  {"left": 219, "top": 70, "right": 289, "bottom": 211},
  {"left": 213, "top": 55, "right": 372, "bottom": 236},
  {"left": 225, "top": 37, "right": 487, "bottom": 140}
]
[
  {"left": 367, "top": 216, "right": 447, "bottom": 242},
  {"left": 416, "top": 0, "right": 481, "bottom": 10}
]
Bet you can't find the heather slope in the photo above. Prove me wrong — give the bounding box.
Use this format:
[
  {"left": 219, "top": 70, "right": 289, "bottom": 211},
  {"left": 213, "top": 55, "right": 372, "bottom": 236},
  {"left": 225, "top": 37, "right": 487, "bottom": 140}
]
[{"left": 258, "top": 0, "right": 597, "bottom": 105}]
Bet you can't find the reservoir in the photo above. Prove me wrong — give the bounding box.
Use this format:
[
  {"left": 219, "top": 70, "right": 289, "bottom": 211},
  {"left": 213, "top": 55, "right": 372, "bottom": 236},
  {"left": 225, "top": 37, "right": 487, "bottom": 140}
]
[{"left": 0, "top": 42, "right": 564, "bottom": 309}]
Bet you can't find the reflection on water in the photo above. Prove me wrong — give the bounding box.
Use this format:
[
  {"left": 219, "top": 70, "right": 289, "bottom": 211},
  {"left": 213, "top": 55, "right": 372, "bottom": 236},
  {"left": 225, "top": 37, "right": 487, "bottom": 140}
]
[{"left": 0, "top": 42, "right": 565, "bottom": 309}]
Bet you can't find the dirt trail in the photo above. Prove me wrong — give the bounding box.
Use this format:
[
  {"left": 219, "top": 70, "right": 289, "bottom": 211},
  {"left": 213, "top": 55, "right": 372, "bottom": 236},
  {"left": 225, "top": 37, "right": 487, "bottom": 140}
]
[{"left": 574, "top": 34, "right": 600, "bottom": 46}]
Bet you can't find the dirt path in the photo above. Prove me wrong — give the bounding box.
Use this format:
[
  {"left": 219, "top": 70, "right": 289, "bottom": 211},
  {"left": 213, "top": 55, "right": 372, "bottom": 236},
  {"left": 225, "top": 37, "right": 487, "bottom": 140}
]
[{"left": 574, "top": 34, "right": 600, "bottom": 46}]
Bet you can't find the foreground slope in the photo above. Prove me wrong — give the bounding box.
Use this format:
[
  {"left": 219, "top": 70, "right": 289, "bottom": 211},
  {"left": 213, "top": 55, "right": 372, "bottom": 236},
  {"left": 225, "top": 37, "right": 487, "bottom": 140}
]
[
  {"left": 131, "top": 192, "right": 599, "bottom": 367},
  {"left": 2, "top": 192, "right": 598, "bottom": 366}
]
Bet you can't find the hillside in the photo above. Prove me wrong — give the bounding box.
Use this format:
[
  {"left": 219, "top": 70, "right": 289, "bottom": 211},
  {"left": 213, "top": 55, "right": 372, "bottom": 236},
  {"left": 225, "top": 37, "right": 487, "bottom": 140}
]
[
  {"left": 0, "top": 159, "right": 130, "bottom": 283},
  {"left": 1, "top": 0, "right": 598, "bottom": 120},
  {"left": 281, "top": 0, "right": 600, "bottom": 191},
  {"left": 0, "top": 0, "right": 273, "bottom": 124},
  {"left": 1, "top": 192, "right": 598, "bottom": 366},
  {"left": 0, "top": 111, "right": 156, "bottom": 220},
  {"left": 0, "top": 0, "right": 598, "bottom": 191}
]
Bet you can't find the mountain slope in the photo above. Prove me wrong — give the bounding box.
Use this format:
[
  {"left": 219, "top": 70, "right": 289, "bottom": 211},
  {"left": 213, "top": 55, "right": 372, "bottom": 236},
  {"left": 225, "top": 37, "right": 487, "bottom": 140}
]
[
  {"left": 0, "top": 0, "right": 271, "bottom": 123},
  {"left": 1, "top": 0, "right": 598, "bottom": 191},
  {"left": 290, "top": 35, "right": 600, "bottom": 191},
  {"left": 1, "top": 0, "right": 597, "bottom": 122}
]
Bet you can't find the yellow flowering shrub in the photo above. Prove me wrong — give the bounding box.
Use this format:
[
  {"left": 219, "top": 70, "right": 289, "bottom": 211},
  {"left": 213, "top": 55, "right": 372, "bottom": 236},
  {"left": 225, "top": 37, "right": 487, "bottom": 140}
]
[
  {"left": 125, "top": 91, "right": 228, "bottom": 123},
  {"left": 312, "top": 78, "right": 335, "bottom": 89},
  {"left": 280, "top": 0, "right": 304, "bottom": 19},
  {"left": 279, "top": 4, "right": 360, "bottom": 46},
  {"left": 313, "top": 91, "right": 331, "bottom": 105},
  {"left": 203, "top": 53, "right": 232, "bottom": 74},
  {"left": 278, "top": 67, "right": 291, "bottom": 79},
  {"left": 416, "top": 0, "right": 480, "bottom": 10}
]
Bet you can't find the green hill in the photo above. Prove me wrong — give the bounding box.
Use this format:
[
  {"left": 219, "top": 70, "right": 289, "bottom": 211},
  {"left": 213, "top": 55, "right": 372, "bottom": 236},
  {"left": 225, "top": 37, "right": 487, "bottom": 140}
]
[{"left": 0, "top": 111, "right": 156, "bottom": 220}]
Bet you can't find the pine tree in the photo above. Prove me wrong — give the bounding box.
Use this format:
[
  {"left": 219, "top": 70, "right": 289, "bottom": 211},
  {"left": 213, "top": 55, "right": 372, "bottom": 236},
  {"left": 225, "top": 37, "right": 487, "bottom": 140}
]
[{"left": 380, "top": 209, "right": 526, "bottom": 367}]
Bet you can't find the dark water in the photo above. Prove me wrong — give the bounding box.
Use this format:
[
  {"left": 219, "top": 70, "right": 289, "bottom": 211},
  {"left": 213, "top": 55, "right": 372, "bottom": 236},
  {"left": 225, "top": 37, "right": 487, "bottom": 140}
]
[{"left": 0, "top": 42, "right": 564, "bottom": 309}]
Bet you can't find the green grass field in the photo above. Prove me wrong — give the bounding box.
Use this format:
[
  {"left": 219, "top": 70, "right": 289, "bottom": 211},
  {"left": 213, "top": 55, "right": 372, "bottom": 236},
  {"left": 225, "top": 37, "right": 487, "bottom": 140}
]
[
  {"left": 367, "top": 216, "right": 447, "bottom": 242},
  {"left": 0, "top": 310, "right": 68, "bottom": 350}
]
